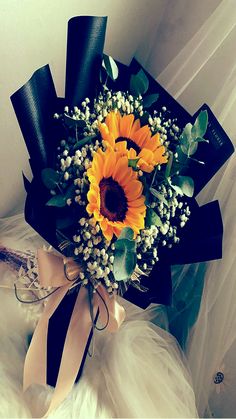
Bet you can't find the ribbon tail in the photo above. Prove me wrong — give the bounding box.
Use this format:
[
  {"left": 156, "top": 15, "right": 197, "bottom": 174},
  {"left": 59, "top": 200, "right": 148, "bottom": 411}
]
[
  {"left": 96, "top": 286, "right": 126, "bottom": 332},
  {"left": 44, "top": 286, "right": 95, "bottom": 417},
  {"left": 23, "top": 285, "right": 70, "bottom": 391}
]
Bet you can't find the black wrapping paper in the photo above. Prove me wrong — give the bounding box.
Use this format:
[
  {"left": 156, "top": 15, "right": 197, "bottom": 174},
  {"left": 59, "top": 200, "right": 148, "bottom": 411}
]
[
  {"left": 11, "top": 65, "right": 58, "bottom": 177},
  {"left": 65, "top": 16, "right": 107, "bottom": 105}
]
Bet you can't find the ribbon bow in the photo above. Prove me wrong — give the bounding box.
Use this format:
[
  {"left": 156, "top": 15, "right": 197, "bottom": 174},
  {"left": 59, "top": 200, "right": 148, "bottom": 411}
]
[{"left": 24, "top": 249, "right": 125, "bottom": 416}]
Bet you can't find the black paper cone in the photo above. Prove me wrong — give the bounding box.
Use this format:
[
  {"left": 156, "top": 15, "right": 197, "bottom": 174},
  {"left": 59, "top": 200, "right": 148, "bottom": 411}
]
[
  {"left": 65, "top": 16, "right": 107, "bottom": 105},
  {"left": 11, "top": 65, "right": 58, "bottom": 177}
]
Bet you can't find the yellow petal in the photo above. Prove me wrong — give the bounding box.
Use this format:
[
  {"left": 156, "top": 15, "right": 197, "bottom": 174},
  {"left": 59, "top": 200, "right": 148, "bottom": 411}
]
[
  {"left": 103, "top": 224, "right": 113, "bottom": 241},
  {"left": 86, "top": 203, "right": 96, "bottom": 214},
  {"left": 103, "top": 150, "right": 117, "bottom": 178},
  {"left": 144, "top": 132, "right": 161, "bottom": 151},
  {"left": 132, "top": 126, "right": 151, "bottom": 147},
  {"left": 130, "top": 118, "right": 141, "bottom": 135},
  {"left": 138, "top": 159, "right": 154, "bottom": 173},
  {"left": 87, "top": 189, "right": 99, "bottom": 205},
  {"left": 100, "top": 218, "right": 108, "bottom": 230},
  {"left": 124, "top": 180, "right": 143, "bottom": 200},
  {"left": 128, "top": 196, "right": 146, "bottom": 208},
  {"left": 105, "top": 112, "right": 120, "bottom": 140},
  {"left": 115, "top": 141, "right": 127, "bottom": 153},
  {"left": 94, "top": 209, "right": 103, "bottom": 222},
  {"left": 119, "top": 114, "right": 135, "bottom": 138}
]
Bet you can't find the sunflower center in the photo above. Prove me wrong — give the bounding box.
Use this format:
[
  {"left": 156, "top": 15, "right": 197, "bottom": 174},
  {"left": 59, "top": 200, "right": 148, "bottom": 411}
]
[
  {"left": 99, "top": 177, "right": 128, "bottom": 222},
  {"left": 115, "top": 137, "right": 141, "bottom": 154}
]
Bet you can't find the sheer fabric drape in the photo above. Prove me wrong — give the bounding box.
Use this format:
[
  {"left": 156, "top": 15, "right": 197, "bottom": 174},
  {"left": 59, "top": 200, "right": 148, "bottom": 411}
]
[{"left": 137, "top": 1, "right": 236, "bottom": 416}]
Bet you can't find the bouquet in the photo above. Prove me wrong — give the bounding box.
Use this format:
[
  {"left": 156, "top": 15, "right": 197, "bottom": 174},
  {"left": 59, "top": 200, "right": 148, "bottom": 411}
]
[{"left": 9, "top": 16, "right": 234, "bottom": 415}]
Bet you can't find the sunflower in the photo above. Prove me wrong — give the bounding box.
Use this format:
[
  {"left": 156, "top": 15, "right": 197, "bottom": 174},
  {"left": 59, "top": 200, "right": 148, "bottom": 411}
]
[
  {"left": 99, "top": 111, "right": 167, "bottom": 173},
  {"left": 86, "top": 148, "right": 146, "bottom": 241}
]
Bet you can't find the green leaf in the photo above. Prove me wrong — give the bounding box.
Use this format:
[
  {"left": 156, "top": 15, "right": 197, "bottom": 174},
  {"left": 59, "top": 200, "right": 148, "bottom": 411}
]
[
  {"left": 195, "top": 136, "right": 209, "bottom": 143},
  {"left": 191, "top": 110, "right": 208, "bottom": 139},
  {"left": 172, "top": 175, "right": 194, "bottom": 198},
  {"left": 149, "top": 188, "right": 168, "bottom": 206},
  {"left": 113, "top": 237, "right": 137, "bottom": 282},
  {"left": 130, "top": 69, "right": 149, "bottom": 96},
  {"left": 165, "top": 151, "right": 173, "bottom": 178},
  {"left": 118, "top": 227, "right": 134, "bottom": 241},
  {"left": 128, "top": 158, "right": 139, "bottom": 170},
  {"left": 180, "top": 139, "right": 198, "bottom": 156},
  {"left": 64, "top": 114, "right": 87, "bottom": 129},
  {"left": 41, "top": 168, "right": 61, "bottom": 189},
  {"left": 73, "top": 134, "right": 97, "bottom": 150},
  {"left": 181, "top": 123, "right": 192, "bottom": 143},
  {"left": 143, "top": 93, "right": 159, "bottom": 108},
  {"left": 145, "top": 208, "right": 163, "bottom": 228},
  {"left": 46, "top": 195, "right": 67, "bottom": 207},
  {"left": 170, "top": 183, "right": 184, "bottom": 196},
  {"left": 65, "top": 184, "right": 76, "bottom": 199},
  {"left": 102, "top": 54, "right": 119, "bottom": 81}
]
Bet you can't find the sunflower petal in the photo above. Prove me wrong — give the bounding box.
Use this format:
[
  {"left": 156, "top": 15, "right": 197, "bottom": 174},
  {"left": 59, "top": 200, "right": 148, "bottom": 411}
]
[
  {"left": 130, "top": 118, "right": 141, "bottom": 135},
  {"left": 119, "top": 114, "right": 135, "bottom": 138},
  {"left": 132, "top": 125, "right": 151, "bottom": 147},
  {"left": 103, "top": 150, "right": 117, "bottom": 178},
  {"left": 105, "top": 112, "right": 120, "bottom": 140}
]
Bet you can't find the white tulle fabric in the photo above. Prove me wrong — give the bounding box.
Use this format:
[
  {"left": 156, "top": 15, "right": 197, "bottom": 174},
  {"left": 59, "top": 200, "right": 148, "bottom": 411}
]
[
  {"left": 137, "top": 1, "right": 236, "bottom": 417},
  {"left": 0, "top": 214, "right": 198, "bottom": 418}
]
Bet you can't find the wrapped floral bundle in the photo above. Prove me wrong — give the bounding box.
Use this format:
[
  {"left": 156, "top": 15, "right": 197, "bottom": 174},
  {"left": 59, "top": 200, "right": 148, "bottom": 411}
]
[{"left": 8, "top": 15, "right": 233, "bottom": 416}]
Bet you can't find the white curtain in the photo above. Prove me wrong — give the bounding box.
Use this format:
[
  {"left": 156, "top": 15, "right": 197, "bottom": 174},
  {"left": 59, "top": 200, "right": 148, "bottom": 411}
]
[{"left": 137, "top": 0, "right": 236, "bottom": 417}]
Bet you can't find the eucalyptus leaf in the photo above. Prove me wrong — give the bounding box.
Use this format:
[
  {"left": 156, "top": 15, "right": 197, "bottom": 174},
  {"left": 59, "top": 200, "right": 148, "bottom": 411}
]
[
  {"left": 196, "top": 136, "right": 209, "bottom": 143},
  {"left": 143, "top": 93, "right": 159, "bottom": 108},
  {"left": 180, "top": 141, "right": 198, "bottom": 156},
  {"left": 130, "top": 69, "right": 149, "bottom": 97},
  {"left": 46, "top": 195, "right": 67, "bottom": 207},
  {"left": 64, "top": 114, "right": 87, "bottom": 129},
  {"left": 119, "top": 227, "right": 134, "bottom": 241},
  {"left": 73, "top": 134, "right": 97, "bottom": 150},
  {"left": 191, "top": 110, "right": 208, "bottom": 139},
  {"left": 145, "top": 208, "right": 163, "bottom": 228},
  {"left": 172, "top": 184, "right": 184, "bottom": 196},
  {"left": 41, "top": 168, "right": 61, "bottom": 189},
  {"left": 149, "top": 188, "right": 168, "bottom": 206},
  {"left": 65, "top": 184, "right": 76, "bottom": 199},
  {"left": 180, "top": 123, "right": 192, "bottom": 145},
  {"left": 172, "top": 175, "right": 194, "bottom": 198},
  {"left": 165, "top": 151, "right": 173, "bottom": 178},
  {"left": 102, "top": 54, "right": 119, "bottom": 81},
  {"left": 113, "top": 238, "right": 137, "bottom": 282}
]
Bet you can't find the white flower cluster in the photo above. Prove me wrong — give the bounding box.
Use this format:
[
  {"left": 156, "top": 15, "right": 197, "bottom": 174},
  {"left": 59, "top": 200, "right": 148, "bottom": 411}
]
[
  {"left": 94, "top": 90, "right": 144, "bottom": 120},
  {"left": 149, "top": 109, "right": 180, "bottom": 148},
  {"left": 73, "top": 217, "right": 119, "bottom": 293}
]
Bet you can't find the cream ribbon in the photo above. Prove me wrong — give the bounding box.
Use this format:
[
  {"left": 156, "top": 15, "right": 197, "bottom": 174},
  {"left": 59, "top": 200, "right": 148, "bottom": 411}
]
[{"left": 24, "top": 249, "right": 125, "bottom": 417}]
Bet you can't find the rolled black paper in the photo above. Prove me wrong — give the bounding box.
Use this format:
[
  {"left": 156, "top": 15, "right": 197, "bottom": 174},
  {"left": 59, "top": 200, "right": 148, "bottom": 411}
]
[
  {"left": 11, "top": 65, "right": 58, "bottom": 177},
  {"left": 65, "top": 16, "right": 107, "bottom": 106}
]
